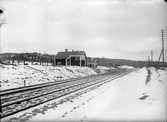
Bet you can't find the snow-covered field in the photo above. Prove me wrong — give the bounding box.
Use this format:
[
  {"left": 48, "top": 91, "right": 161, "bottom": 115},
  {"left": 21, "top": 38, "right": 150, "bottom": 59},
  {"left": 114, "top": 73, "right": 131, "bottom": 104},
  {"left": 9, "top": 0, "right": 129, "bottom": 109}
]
[
  {"left": 96, "top": 66, "right": 115, "bottom": 73},
  {"left": 0, "top": 63, "right": 97, "bottom": 90},
  {"left": 96, "top": 66, "right": 114, "bottom": 70},
  {"left": 2, "top": 67, "right": 166, "bottom": 122},
  {"left": 96, "top": 65, "right": 134, "bottom": 74},
  {"left": 118, "top": 65, "right": 134, "bottom": 69}
]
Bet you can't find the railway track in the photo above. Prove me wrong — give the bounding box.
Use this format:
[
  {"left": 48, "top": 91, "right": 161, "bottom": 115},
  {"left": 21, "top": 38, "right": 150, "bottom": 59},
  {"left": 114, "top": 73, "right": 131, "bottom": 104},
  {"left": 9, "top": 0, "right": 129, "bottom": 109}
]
[{"left": 0, "top": 69, "right": 135, "bottom": 119}]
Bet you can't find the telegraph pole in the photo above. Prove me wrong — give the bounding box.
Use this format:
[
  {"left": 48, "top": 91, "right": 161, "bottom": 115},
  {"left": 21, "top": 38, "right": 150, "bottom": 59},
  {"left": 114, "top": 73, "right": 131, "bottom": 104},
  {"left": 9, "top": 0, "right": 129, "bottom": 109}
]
[
  {"left": 150, "top": 50, "right": 153, "bottom": 66},
  {"left": 148, "top": 56, "right": 150, "bottom": 67},
  {"left": 44, "top": 51, "right": 47, "bottom": 75},
  {"left": 159, "top": 29, "right": 166, "bottom": 69},
  {"left": 161, "top": 30, "right": 164, "bottom": 69},
  {"left": 151, "top": 50, "right": 153, "bottom": 62}
]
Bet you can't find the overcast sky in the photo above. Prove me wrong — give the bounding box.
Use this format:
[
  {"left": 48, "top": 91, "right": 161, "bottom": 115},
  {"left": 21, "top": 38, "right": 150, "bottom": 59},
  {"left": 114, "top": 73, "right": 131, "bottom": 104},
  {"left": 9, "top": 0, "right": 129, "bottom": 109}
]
[{"left": 0, "top": 0, "right": 167, "bottom": 61}]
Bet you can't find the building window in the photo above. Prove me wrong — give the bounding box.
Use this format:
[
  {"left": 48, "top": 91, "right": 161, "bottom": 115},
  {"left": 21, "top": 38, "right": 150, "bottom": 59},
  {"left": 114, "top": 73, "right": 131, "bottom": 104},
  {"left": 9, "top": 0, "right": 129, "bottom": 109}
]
[{"left": 75, "top": 56, "right": 80, "bottom": 60}]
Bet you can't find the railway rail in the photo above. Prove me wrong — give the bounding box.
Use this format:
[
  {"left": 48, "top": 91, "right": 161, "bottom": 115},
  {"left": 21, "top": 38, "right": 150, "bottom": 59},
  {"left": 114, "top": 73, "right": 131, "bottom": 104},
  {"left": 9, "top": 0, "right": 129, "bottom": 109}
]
[{"left": 0, "top": 69, "right": 136, "bottom": 119}]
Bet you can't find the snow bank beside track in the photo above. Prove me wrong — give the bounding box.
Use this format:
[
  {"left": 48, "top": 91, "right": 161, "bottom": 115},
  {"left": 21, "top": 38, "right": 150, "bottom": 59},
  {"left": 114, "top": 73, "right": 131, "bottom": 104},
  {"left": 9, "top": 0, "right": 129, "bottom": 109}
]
[
  {"left": 85, "top": 67, "right": 167, "bottom": 121},
  {"left": 0, "top": 64, "right": 97, "bottom": 90},
  {"left": 2, "top": 67, "right": 166, "bottom": 122},
  {"left": 118, "top": 65, "right": 134, "bottom": 69},
  {"left": 28, "top": 67, "right": 165, "bottom": 121},
  {"left": 95, "top": 66, "right": 115, "bottom": 74}
]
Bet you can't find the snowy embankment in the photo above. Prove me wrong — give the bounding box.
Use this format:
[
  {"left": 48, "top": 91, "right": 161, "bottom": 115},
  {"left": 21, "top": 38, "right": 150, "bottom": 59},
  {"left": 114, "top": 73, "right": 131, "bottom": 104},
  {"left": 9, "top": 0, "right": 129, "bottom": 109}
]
[
  {"left": 95, "top": 66, "right": 115, "bottom": 73},
  {"left": 23, "top": 67, "right": 166, "bottom": 122},
  {"left": 118, "top": 65, "right": 134, "bottom": 69},
  {"left": 0, "top": 64, "right": 97, "bottom": 90},
  {"left": 96, "top": 66, "right": 113, "bottom": 70}
]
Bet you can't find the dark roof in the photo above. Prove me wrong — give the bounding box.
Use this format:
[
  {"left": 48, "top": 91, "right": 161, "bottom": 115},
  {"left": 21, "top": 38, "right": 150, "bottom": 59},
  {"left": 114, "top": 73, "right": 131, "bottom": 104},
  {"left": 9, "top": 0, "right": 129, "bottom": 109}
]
[{"left": 56, "top": 51, "right": 85, "bottom": 59}]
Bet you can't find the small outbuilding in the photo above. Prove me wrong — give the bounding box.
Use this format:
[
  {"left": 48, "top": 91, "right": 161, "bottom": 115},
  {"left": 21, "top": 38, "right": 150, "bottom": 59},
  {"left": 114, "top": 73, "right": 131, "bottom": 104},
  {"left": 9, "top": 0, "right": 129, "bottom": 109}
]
[
  {"left": 87, "top": 57, "right": 97, "bottom": 68},
  {"left": 55, "top": 49, "right": 87, "bottom": 66}
]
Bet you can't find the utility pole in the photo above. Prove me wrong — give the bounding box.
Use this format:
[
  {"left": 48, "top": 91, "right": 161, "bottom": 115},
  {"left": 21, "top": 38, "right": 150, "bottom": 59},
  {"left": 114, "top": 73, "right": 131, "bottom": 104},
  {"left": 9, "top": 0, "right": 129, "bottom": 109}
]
[
  {"left": 150, "top": 50, "right": 153, "bottom": 67},
  {"left": 148, "top": 56, "right": 150, "bottom": 67},
  {"left": 162, "top": 30, "right": 164, "bottom": 69},
  {"left": 151, "top": 50, "right": 153, "bottom": 62},
  {"left": 44, "top": 51, "right": 47, "bottom": 75},
  {"left": 158, "top": 29, "right": 166, "bottom": 69}
]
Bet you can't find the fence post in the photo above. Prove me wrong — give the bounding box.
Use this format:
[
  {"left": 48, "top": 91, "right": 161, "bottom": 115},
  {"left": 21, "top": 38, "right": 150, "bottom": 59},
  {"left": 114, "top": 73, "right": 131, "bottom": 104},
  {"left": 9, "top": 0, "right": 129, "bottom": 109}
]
[
  {"left": 24, "top": 80, "right": 26, "bottom": 87},
  {"left": 0, "top": 100, "right": 2, "bottom": 116}
]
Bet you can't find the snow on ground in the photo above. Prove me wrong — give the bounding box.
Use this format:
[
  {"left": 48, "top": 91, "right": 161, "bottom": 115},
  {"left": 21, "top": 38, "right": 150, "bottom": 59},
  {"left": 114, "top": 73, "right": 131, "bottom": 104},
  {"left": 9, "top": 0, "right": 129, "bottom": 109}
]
[
  {"left": 96, "top": 66, "right": 115, "bottom": 74},
  {"left": 96, "top": 66, "right": 113, "bottom": 70},
  {"left": 0, "top": 63, "right": 97, "bottom": 90},
  {"left": 23, "top": 67, "right": 166, "bottom": 121},
  {"left": 119, "top": 65, "right": 135, "bottom": 69}
]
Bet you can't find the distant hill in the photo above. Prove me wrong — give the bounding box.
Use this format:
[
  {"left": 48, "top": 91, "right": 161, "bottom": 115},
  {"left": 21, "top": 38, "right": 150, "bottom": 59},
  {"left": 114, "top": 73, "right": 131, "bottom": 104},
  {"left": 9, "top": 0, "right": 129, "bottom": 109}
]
[
  {"left": 90, "top": 57, "right": 167, "bottom": 68},
  {"left": 1, "top": 52, "right": 166, "bottom": 68}
]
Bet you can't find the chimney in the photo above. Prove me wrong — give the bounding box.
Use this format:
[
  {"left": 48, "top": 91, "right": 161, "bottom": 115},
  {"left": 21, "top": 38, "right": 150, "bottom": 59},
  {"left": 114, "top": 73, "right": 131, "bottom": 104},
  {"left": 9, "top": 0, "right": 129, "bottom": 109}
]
[{"left": 65, "top": 49, "right": 68, "bottom": 52}]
